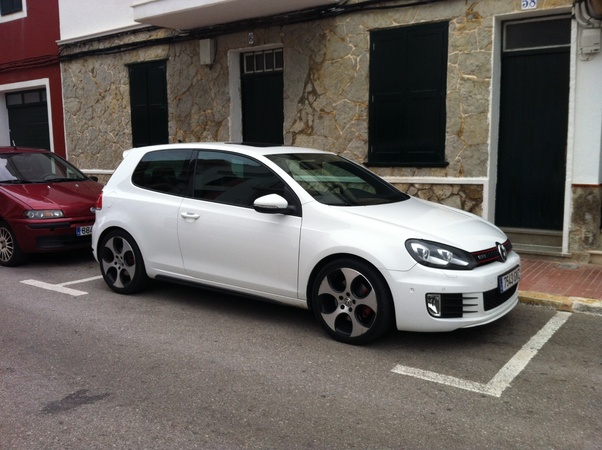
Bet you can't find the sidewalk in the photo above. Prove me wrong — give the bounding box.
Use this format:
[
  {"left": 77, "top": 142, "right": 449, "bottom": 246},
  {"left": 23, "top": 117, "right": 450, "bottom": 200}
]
[{"left": 518, "top": 256, "right": 602, "bottom": 315}]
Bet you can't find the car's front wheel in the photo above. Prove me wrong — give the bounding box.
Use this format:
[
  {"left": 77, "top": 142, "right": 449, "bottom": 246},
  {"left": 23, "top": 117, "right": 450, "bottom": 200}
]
[
  {"left": 0, "top": 221, "right": 26, "bottom": 267},
  {"left": 99, "top": 229, "right": 148, "bottom": 294},
  {"left": 311, "top": 258, "right": 394, "bottom": 345}
]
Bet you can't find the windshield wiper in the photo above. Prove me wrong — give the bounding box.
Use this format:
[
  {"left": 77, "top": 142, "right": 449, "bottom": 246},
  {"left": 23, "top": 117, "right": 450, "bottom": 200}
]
[
  {"left": 38, "top": 177, "right": 78, "bottom": 183},
  {"left": 0, "top": 179, "right": 32, "bottom": 184}
]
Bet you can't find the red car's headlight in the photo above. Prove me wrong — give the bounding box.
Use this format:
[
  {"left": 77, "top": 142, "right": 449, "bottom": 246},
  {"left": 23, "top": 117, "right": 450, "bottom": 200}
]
[{"left": 23, "top": 210, "right": 65, "bottom": 219}]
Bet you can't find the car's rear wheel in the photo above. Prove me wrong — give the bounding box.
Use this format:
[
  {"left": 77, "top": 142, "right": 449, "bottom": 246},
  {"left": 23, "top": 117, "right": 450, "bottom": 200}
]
[
  {"left": 99, "top": 229, "right": 148, "bottom": 294},
  {"left": 311, "top": 258, "right": 394, "bottom": 345},
  {"left": 0, "top": 221, "right": 26, "bottom": 267}
]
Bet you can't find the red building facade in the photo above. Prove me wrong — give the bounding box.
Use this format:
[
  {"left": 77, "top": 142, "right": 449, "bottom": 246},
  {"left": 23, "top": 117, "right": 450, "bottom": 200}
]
[{"left": 0, "top": 0, "right": 66, "bottom": 157}]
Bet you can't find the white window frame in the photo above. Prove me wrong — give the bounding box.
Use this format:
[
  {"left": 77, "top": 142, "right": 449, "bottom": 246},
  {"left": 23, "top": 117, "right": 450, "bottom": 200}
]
[{"left": 0, "top": 0, "right": 27, "bottom": 24}]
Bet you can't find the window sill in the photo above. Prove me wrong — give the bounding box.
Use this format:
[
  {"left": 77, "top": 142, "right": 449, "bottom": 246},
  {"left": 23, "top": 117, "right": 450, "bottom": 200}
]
[{"left": 364, "top": 161, "right": 449, "bottom": 168}]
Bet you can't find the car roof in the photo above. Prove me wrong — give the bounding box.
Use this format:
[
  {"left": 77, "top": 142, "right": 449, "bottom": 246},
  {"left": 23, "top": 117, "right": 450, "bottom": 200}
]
[
  {"left": 123, "top": 142, "right": 333, "bottom": 159},
  {"left": 0, "top": 146, "right": 51, "bottom": 154}
]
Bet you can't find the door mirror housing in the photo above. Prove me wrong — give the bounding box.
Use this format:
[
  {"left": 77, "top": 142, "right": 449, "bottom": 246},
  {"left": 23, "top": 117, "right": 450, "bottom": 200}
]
[{"left": 253, "top": 194, "right": 295, "bottom": 215}]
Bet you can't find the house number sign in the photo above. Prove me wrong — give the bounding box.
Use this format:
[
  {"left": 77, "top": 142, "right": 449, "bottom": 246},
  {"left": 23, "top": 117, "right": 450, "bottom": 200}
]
[{"left": 521, "top": 0, "right": 537, "bottom": 9}]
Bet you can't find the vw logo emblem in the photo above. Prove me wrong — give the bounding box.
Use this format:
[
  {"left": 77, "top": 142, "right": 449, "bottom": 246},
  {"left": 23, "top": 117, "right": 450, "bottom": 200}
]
[{"left": 497, "top": 242, "right": 507, "bottom": 262}]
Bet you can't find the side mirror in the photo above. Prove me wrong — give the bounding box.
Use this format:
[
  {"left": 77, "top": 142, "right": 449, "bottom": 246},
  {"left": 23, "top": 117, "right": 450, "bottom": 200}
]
[{"left": 253, "top": 194, "right": 295, "bottom": 215}]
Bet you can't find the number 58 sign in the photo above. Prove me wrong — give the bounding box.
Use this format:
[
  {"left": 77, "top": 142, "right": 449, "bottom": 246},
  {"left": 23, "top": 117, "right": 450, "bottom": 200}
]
[{"left": 522, "top": 0, "right": 537, "bottom": 9}]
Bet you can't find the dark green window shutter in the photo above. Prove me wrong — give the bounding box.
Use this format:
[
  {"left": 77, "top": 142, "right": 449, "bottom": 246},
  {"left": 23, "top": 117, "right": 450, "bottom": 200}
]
[
  {"left": 129, "top": 60, "right": 168, "bottom": 147},
  {"left": 369, "top": 22, "right": 448, "bottom": 166},
  {"left": 1, "top": 0, "right": 22, "bottom": 15}
]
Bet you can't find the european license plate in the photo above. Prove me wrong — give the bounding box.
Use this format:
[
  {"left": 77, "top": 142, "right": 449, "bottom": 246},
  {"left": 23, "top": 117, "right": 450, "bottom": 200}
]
[
  {"left": 499, "top": 266, "right": 521, "bottom": 293},
  {"left": 76, "top": 225, "right": 93, "bottom": 236}
]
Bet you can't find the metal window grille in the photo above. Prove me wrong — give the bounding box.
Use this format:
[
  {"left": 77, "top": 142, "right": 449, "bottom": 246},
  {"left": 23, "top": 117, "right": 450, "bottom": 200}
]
[{"left": 243, "top": 49, "right": 284, "bottom": 74}]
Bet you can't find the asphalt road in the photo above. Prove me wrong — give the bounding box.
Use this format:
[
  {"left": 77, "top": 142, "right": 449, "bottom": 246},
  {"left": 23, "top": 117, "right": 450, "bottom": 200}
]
[{"left": 1, "top": 251, "right": 601, "bottom": 449}]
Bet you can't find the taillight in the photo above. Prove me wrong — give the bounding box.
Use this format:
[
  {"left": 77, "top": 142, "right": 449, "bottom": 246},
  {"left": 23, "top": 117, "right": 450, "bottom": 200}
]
[{"left": 92, "top": 193, "right": 103, "bottom": 212}]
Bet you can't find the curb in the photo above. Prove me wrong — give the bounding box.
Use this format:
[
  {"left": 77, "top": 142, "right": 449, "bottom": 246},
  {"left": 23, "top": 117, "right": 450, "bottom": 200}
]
[{"left": 518, "top": 291, "right": 602, "bottom": 316}]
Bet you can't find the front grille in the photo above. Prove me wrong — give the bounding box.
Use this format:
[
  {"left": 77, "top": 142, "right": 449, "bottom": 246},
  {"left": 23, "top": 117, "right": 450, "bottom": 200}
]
[
  {"left": 435, "top": 284, "right": 516, "bottom": 318},
  {"left": 36, "top": 234, "right": 92, "bottom": 250},
  {"left": 484, "top": 284, "right": 518, "bottom": 311},
  {"left": 439, "top": 294, "right": 464, "bottom": 318},
  {"left": 471, "top": 240, "right": 513, "bottom": 267}
]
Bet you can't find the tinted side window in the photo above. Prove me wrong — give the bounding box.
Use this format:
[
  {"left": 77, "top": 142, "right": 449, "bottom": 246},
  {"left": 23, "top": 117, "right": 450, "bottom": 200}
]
[
  {"left": 193, "top": 151, "right": 291, "bottom": 207},
  {"left": 132, "top": 149, "right": 193, "bottom": 195}
]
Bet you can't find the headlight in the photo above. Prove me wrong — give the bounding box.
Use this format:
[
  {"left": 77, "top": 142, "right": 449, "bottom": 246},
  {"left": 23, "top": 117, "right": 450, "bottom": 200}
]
[
  {"left": 405, "top": 239, "right": 476, "bottom": 270},
  {"left": 23, "top": 210, "right": 64, "bottom": 219}
]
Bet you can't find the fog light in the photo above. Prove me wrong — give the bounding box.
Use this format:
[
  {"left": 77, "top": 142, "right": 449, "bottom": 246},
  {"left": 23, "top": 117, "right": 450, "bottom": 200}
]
[{"left": 426, "top": 294, "right": 442, "bottom": 317}]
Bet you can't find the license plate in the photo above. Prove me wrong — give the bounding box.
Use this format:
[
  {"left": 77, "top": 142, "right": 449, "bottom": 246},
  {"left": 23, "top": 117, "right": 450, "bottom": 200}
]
[
  {"left": 499, "top": 266, "right": 521, "bottom": 293},
  {"left": 76, "top": 225, "right": 93, "bottom": 236}
]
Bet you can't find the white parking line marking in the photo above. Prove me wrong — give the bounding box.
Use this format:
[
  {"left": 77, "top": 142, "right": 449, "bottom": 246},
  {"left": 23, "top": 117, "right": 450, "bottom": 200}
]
[
  {"left": 392, "top": 311, "right": 570, "bottom": 397},
  {"left": 20, "top": 275, "right": 103, "bottom": 297},
  {"left": 60, "top": 275, "right": 103, "bottom": 287}
]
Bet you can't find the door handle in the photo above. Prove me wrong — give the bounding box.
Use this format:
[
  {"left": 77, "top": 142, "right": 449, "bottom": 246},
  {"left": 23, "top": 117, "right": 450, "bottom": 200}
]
[{"left": 180, "top": 212, "right": 200, "bottom": 220}]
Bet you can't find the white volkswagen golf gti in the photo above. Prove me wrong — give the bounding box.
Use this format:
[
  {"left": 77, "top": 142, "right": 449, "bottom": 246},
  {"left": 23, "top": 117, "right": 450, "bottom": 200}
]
[{"left": 92, "top": 143, "right": 520, "bottom": 344}]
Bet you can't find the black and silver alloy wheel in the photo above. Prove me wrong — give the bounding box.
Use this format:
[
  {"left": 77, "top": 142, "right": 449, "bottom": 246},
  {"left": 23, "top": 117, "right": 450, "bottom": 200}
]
[
  {"left": 99, "top": 229, "right": 148, "bottom": 294},
  {"left": 0, "top": 221, "right": 25, "bottom": 267},
  {"left": 312, "top": 258, "right": 394, "bottom": 345}
]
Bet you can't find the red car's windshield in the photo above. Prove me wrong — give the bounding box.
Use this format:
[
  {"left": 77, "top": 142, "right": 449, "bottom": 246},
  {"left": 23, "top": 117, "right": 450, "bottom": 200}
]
[{"left": 0, "top": 152, "right": 88, "bottom": 183}]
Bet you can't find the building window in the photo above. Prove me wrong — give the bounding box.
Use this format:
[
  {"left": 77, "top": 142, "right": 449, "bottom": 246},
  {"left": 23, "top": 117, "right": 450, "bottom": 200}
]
[
  {"left": 128, "top": 60, "right": 169, "bottom": 147},
  {"left": 243, "top": 49, "right": 284, "bottom": 74},
  {"left": 6, "top": 89, "right": 45, "bottom": 107},
  {"left": 0, "top": 0, "right": 22, "bottom": 15},
  {"left": 368, "top": 22, "right": 449, "bottom": 167}
]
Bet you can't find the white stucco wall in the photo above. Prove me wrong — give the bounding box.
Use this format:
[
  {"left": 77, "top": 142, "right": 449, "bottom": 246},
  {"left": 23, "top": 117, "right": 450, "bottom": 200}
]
[
  {"left": 572, "top": 37, "right": 602, "bottom": 185},
  {"left": 58, "top": 0, "right": 140, "bottom": 42}
]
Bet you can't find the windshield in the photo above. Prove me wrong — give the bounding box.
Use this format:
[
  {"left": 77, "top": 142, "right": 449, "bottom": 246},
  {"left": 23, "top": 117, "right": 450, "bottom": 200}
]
[
  {"left": 267, "top": 153, "right": 408, "bottom": 206},
  {"left": 0, "top": 152, "right": 88, "bottom": 183}
]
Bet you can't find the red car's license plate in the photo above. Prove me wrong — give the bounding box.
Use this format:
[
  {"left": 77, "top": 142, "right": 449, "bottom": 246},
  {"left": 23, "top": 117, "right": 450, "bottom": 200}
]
[{"left": 76, "top": 225, "right": 93, "bottom": 236}]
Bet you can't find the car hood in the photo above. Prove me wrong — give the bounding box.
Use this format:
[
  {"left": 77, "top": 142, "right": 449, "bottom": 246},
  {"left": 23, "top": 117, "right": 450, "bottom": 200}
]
[
  {"left": 339, "top": 197, "right": 508, "bottom": 252},
  {"left": 1, "top": 181, "right": 103, "bottom": 217}
]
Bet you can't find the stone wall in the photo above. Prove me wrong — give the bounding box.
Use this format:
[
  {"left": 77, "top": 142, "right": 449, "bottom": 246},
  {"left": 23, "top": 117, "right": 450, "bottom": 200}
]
[
  {"left": 60, "top": 0, "right": 588, "bottom": 252},
  {"left": 395, "top": 183, "right": 483, "bottom": 216},
  {"left": 570, "top": 186, "right": 602, "bottom": 257},
  {"left": 62, "top": 1, "right": 576, "bottom": 175}
]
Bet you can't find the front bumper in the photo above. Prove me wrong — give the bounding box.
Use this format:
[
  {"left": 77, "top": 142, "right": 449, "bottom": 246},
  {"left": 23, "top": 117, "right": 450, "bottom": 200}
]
[
  {"left": 386, "top": 252, "right": 521, "bottom": 332},
  {"left": 12, "top": 217, "right": 95, "bottom": 253}
]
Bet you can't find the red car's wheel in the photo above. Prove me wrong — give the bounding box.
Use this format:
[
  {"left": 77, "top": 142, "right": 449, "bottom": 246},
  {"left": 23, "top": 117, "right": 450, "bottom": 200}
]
[{"left": 0, "top": 221, "right": 26, "bottom": 267}]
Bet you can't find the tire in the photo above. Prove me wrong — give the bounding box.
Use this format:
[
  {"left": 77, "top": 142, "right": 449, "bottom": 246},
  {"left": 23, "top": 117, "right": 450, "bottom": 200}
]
[
  {"left": 0, "top": 221, "right": 26, "bottom": 267},
  {"left": 311, "top": 258, "right": 394, "bottom": 345},
  {"left": 98, "top": 229, "right": 148, "bottom": 294}
]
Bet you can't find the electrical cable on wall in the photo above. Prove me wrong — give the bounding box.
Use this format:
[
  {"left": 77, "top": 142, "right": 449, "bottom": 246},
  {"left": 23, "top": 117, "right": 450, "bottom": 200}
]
[{"left": 58, "top": 0, "right": 448, "bottom": 62}]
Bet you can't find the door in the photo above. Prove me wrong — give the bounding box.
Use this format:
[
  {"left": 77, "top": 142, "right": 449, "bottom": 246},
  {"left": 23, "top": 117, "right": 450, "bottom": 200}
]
[
  {"left": 6, "top": 89, "right": 51, "bottom": 150},
  {"left": 495, "top": 17, "right": 571, "bottom": 231},
  {"left": 241, "top": 49, "right": 284, "bottom": 145},
  {"left": 178, "top": 150, "right": 301, "bottom": 299}
]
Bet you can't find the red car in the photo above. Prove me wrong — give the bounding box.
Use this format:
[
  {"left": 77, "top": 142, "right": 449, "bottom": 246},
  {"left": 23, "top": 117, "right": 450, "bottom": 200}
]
[{"left": 0, "top": 146, "right": 103, "bottom": 266}]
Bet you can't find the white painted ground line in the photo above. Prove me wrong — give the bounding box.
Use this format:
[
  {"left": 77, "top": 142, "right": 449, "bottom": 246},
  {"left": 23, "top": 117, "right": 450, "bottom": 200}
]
[
  {"left": 392, "top": 311, "right": 571, "bottom": 397},
  {"left": 20, "top": 275, "right": 103, "bottom": 297}
]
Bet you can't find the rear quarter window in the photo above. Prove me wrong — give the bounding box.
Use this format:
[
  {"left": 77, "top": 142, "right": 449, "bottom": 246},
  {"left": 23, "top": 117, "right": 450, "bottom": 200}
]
[{"left": 131, "top": 149, "right": 193, "bottom": 195}]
